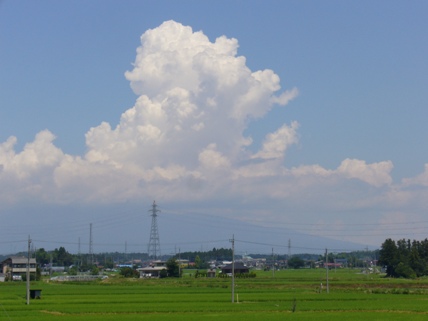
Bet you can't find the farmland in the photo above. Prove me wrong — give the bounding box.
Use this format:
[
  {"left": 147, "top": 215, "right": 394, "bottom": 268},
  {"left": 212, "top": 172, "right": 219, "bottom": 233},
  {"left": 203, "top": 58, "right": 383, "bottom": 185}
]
[{"left": 1, "top": 269, "right": 428, "bottom": 320}]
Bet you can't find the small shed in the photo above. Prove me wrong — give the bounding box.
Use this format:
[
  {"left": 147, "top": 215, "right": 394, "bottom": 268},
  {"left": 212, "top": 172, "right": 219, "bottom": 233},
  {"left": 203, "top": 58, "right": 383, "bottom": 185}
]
[
  {"left": 30, "top": 289, "right": 42, "bottom": 299},
  {"left": 207, "top": 269, "right": 216, "bottom": 278}
]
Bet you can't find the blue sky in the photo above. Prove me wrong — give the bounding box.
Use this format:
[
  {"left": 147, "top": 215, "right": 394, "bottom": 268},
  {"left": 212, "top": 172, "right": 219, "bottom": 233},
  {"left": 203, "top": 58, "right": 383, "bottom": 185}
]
[{"left": 1, "top": 1, "right": 427, "bottom": 255}]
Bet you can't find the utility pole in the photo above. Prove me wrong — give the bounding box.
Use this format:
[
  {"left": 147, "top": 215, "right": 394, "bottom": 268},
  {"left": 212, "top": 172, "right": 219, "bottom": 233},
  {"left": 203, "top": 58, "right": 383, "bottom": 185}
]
[
  {"left": 78, "top": 237, "right": 81, "bottom": 267},
  {"left": 26, "top": 235, "right": 31, "bottom": 305},
  {"left": 125, "top": 241, "right": 128, "bottom": 263},
  {"left": 178, "top": 248, "right": 181, "bottom": 278},
  {"left": 89, "top": 223, "right": 93, "bottom": 266},
  {"left": 366, "top": 246, "right": 369, "bottom": 277},
  {"left": 325, "top": 248, "right": 329, "bottom": 293},
  {"left": 229, "top": 235, "right": 235, "bottom": 303},
  {"left": 272, "top": 248, "right": 275, "bottom": 278}
]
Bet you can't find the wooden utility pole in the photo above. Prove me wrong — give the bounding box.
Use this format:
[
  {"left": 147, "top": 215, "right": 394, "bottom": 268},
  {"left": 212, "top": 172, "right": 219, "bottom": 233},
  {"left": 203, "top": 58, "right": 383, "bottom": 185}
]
[
  {"left": 272, "top": 248, "right": 275, "bottom": 278},
  {"left": 325, "top": 248, "right": 329, "bottom": 293},
  {"left": 230, "top": 235, "right": 235, "bottom": 303},
  {"left": 26, "top": 236, "right": 31, "bottom": 305}
]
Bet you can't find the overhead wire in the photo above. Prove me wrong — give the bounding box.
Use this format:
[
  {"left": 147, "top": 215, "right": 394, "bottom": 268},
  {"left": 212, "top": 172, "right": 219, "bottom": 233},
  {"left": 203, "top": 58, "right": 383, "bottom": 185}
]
[{"left": 2, "top": 205, "right": 427, "bottom": 254}]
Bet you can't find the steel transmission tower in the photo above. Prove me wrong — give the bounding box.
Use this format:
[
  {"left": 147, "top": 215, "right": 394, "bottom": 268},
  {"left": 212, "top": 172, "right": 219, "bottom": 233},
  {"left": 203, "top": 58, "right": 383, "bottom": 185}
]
[{"left": 147, "top": 201, "right": 161, "bottom": 259}]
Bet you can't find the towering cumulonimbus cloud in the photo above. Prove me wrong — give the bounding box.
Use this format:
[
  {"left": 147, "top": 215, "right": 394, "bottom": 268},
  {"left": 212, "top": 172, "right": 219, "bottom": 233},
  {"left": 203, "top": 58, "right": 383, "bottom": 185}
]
[
  {"left": 0, "top": 20, "right": 404, "bottom": 208},
  {"left": 84, "top": 20, "right": 298, "bottom": 177}
]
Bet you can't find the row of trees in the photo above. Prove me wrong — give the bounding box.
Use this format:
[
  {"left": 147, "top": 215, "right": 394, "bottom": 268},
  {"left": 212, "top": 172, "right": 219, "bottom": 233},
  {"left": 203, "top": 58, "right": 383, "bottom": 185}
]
[
  {"left": 31, "top": 247, "right": 150, "bottom": 271},
  {"left": 274, "top": 249, "right": 379, "bottom": 270},
  {"left": 379, "top": 238, "right": 428, "bottom": 278},
  {"left": 23, "top": 247, "right": 233, "bottom": 271},
  {"left": 28, "top": 247, "right": 377, "bottom": 272},
  {"left": 179, "top": 248, "right": 233, "bottom": 269}
]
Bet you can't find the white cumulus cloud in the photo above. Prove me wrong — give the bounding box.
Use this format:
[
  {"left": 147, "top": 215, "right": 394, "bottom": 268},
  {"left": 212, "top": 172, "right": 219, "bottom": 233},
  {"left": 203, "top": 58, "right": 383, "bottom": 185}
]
[
  {"left": 402, "top": 164, "right": 428, "bottom": 187},
  {"left": 252, "top": 121, "right": 299, "bottom": 160},
  {"left": 1, "top": 19, "right": 426, "bottom": 243},
  {"left": 337, "top": 158, "right": 393, "bottom": 187},
  {"left": 82, "top": 20, "right": 295, "bottom": 181}
]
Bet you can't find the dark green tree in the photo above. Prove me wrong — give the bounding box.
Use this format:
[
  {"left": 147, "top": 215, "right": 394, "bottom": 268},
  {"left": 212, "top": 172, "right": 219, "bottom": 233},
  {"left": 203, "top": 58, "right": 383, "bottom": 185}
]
[
  {"left": 35, "top": 248, "right": 50, "bottom": 265},
  {"left": 194, "top": 255, "right": 202, "bottom": 269},
  {"left": 379, "top": 238, "right": 399, "bottom": 277},
  {"left": 395, "top": 262, "right": 416, "bottom": 279},
  {"left": 120, "top": 267, "right": 139, "bottom": 278},
  {"left": 380, "top": 238, "right": 428, "bottom": 278},
  {"left": 396, "top": 239, "right": 410, "bottom": 267},
  {"left": 69, "top": 265, "right": 78, "bottom": 275},
  {"left": 159, "top": 269, "right": 167, "bottom": 278},
  {"left": 288, "top": 256, "right": 305, "bottom": 269},
  {"left": 103, "top": 257, "right": 114, "bottom": 269},
  {"left": 90, "top": 266, "right": 99, "bottom": 275},
  {"left": 408, "top": 241, "right": 424, "bottom": 277},
  {"left": 54, "top": 247, "right": 73, "bottom": 266},
  {"left": 166, "top": 258, "right": 180, "bottom": 277}
]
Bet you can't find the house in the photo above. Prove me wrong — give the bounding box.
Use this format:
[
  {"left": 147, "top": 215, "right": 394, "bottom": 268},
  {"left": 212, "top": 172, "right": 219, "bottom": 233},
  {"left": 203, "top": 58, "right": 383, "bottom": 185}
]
[
  {"left": 177, "top": 259, "right": 189, "bottom": 269},
  {"left": 324, "top": 262, "right": 343, "bottom": 269},
  {"left": 42, "top": 264, "right": 65, "bottom": 274},
  {"left": 1, "top": 256, "right": 37, "bottom": 280},
  {"left": 334, "top": 259, "right": 348, "bottom": 267},
  {"left": 220, "top": 262, "right": 249, "bottom": 275},
  {"left": 207, "top": 268, "right": 216, "bottom": 278},
  {"left": 138, "top": 260, "right": 167, "bottom": 278}
]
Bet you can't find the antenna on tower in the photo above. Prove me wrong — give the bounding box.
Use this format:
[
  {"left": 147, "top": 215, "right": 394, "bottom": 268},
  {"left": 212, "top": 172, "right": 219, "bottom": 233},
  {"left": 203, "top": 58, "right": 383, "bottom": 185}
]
[{"left": 147, "top": 201, "right": 161, "bottom": 259}]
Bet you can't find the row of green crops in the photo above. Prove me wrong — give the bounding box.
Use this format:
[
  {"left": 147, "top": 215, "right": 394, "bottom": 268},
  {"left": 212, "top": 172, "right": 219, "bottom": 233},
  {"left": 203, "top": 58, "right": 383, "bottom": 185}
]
[{"left": 0, "top": 269, "right": 427, "bottom": 320}]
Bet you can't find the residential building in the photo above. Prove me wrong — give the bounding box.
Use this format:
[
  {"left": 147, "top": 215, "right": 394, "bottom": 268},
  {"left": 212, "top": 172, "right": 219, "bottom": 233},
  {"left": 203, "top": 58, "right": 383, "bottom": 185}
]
[
  {"left": 1, "top": 256, "right": 37, "bottom": 280},
  {"left": 138, "top": 260, "right": 167, "bottom": 278},
  {"left": 220, "top": 262, "right": 249, "bottom": 274}
]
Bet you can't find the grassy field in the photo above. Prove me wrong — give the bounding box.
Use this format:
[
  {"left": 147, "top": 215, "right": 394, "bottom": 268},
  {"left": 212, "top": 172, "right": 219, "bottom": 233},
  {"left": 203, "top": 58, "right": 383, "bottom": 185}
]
[{"left": 1, "top": 269, "right": 428, "bottom": 320}]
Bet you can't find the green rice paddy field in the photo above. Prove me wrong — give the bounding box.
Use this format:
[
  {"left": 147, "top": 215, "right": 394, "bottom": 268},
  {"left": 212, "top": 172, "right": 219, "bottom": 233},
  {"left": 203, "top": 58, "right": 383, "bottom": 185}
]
[{"left": 1, "top": 269, "right": 428, "bottom": 320}]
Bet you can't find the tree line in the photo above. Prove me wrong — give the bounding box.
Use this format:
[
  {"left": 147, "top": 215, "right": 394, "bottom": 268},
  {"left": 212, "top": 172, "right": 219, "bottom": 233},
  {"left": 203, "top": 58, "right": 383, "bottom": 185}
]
[
  {"left": 28, "top": 247, "right": 148, "bottom": 271},
  {"left": 177, "top": 247, "right": 233, "bottom": 268},
  {"left": 379, "top": 238, "right": 428, "bottom": 278}
]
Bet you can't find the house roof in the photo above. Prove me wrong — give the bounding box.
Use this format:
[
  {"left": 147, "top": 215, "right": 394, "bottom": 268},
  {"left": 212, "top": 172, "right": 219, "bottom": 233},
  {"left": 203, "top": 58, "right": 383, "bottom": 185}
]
[
  {"left": 138, "top": 266, "right": 166, "bottom": 272},
  {"left": 221, "top": 262, "right": 248, "bottom": 270},
  {"left": 2, "top": 256, "right": 36, "bottom": 264}
]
